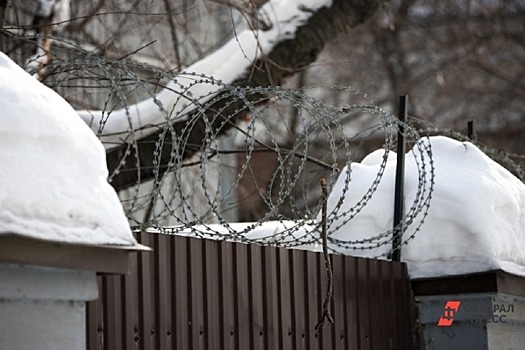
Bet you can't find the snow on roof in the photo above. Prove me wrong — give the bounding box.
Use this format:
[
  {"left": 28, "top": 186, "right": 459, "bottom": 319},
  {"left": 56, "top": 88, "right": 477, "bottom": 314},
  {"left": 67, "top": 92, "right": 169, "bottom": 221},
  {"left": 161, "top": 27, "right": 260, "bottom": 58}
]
[
  {"left": 325, "top": 136, "right": 525, "bottom": 278},
  {"left": 0, "top": 51, "right": 138, "bottom": 247},
  {"left": 78, "top": 0, "right": 333, "bottom": 149}
]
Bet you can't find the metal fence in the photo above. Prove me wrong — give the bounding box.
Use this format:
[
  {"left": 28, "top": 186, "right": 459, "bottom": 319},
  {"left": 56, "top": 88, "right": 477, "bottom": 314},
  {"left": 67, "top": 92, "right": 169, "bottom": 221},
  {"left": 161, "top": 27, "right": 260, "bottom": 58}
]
[{"left": 87, "top": 232, "right": 416, "bottom": 350}]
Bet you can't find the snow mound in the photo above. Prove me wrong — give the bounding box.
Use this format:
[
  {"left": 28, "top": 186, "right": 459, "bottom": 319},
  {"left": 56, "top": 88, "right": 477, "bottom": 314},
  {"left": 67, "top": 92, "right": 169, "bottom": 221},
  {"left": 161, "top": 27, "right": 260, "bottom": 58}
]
[
  {"left": 0, "top": 51, "right": 137, "bottom": 246},
  {"left": 325, "top": 136, "right": 525, "bottom": 278}
]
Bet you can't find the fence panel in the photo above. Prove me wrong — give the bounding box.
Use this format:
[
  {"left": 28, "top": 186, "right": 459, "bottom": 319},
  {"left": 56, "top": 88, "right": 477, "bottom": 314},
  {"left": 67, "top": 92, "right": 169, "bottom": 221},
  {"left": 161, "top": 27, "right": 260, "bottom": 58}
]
[{"left": 87, "top": 233, "right": 416, "bottom": 349}]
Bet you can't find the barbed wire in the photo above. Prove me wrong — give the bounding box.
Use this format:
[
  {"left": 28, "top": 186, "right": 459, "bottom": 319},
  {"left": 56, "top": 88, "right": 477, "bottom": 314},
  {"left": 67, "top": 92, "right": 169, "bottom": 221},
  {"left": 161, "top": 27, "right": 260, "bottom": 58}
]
[
  {"left": 69, "top": 56, "right": 434, "bottom": 256},
  {"left": 7, "top": 38, "right": 524, "bottom": 258}
]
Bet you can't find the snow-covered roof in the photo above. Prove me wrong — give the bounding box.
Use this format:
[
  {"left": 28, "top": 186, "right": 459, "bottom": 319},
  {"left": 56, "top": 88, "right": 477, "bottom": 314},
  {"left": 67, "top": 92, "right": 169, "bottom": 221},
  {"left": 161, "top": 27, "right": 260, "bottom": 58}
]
[
  {"left": 0, "top": 51, "right": 138, "bottom": 247},
  {"left": 325, "top": 136, "right": 525, "bottom": 278}
]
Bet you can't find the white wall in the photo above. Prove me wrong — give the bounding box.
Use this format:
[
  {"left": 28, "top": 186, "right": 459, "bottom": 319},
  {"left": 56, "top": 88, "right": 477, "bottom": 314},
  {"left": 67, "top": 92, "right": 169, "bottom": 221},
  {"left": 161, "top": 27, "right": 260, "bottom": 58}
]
[{"left": 0, "top": 263, "right": 98, "bottom": 350}]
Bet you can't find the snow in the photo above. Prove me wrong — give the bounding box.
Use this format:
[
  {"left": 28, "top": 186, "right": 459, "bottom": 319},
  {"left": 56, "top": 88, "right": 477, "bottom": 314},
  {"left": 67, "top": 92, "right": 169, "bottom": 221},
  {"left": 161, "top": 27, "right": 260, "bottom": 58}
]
[
  {"left": 0, "top": 51, "right": 138, "bottom": 247},
  {"left": 323, "top": 136, "right": 525, "bottom": 279},
  {"left": 147, "top": 220, "right": 319, "bottom": 250},
  {"left": 78, "top": 0, "right": 333, "bottom": 149}
]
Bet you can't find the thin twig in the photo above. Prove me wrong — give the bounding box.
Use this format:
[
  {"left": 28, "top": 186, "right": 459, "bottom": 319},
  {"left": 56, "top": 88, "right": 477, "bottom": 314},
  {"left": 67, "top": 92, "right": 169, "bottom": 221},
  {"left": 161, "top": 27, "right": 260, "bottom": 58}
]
[{"left": 315, "top": 178, "right": 334, "bottom": 330}]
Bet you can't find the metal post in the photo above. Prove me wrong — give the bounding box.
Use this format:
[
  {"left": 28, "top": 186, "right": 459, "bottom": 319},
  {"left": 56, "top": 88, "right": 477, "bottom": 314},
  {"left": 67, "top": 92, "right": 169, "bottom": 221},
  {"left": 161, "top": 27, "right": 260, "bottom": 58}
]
[
  {"left": 467, "top": 120, "right": 475, "bottom": 141},
  {"left": 392, "top": 95, "right": 408, "bottom": 262}
]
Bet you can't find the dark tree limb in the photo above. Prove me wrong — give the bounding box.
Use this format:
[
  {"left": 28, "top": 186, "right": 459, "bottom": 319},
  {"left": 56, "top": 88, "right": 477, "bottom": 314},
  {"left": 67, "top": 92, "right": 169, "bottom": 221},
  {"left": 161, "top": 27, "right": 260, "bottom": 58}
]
[{"left": 106, "top": 0, "right": 384, "bottom": 191}]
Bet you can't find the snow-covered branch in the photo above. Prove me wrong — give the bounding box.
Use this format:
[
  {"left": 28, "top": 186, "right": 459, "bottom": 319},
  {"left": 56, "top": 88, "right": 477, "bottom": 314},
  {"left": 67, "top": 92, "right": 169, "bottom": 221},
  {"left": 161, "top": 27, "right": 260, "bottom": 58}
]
[
  {"left": 96, "top": 0, "right": 382, "bottom": 190},
  {"left": 78, "top": 0, "right": 334, "bottom": 147}
]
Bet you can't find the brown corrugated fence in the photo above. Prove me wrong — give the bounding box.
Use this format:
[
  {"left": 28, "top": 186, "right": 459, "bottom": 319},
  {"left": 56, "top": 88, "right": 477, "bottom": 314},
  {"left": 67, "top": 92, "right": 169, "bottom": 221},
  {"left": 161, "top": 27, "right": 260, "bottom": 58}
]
[{"left": 87, "top": 232, "right": 416, "bottom": 349}]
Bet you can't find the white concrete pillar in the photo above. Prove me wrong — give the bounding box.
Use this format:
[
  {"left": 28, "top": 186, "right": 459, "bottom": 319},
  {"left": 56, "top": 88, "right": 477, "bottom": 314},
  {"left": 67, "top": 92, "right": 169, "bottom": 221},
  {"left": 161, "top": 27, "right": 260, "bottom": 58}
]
[{"left": 0, "top": 263, "right": 98, "bottom": 350}]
